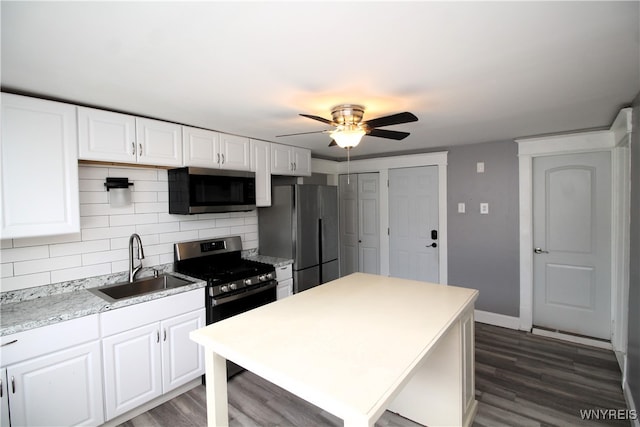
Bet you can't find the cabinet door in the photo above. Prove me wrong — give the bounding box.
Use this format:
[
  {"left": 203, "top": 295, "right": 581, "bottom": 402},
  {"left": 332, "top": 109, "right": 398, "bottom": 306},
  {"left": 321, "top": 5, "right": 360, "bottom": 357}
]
[
  {"left": 277, "top": 278, "right": 293, "bottom": 300},
  {"left": 0, "top": 369, "right": 9, "bottom": 427},
  {"left": 136, "top": 117, "right": 182, "bottom": 166},
  {"left": 271, "top": 143, "right": 294, "bottom": 175},
  {"left": 219, "top": 134, "right": 251, "bottom": 171},
  {"left": 161, "top": 309, "right": 205, "bottom": 393},
  {"left": 77, "top": 107, "right": 136, "bottom": 163},
  {"left": 293, "top": 147, "right": 312, "bottom": 176},
  {"left": 251, "top": 139, "right": 271, "bottom": 206},
  {"left": 7, "top": 341, "right": 104, "bottom": 427},
  {"left": 182, "top": 126, "right": 220, "bottom": 168},
  {"left": 102, "top": 323, "right": 162, "bottom": 420},
  {"left": 0, "top": 93, "right": 80, "bottom": 238}
]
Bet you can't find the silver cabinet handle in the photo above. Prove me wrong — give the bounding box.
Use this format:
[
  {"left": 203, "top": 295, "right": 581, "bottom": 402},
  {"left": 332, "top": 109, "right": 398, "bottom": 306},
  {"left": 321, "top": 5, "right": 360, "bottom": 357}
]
[
  {"left": 163, "top": 329, "right": 167, "bottom": 342},
  {"left": 132, "top": 142, "right": 136, "bottom": 156},
  {"left": 1, "top": 378, "right": 3, "bottom": 398},
  {"left": 11, "top": 376, "right": 15, "bottom": 394},
  {"left": 139, "top": 143, "right": 143, "bottom": 156},
  {"left": 534, "top": 247, "right": 549, "bottom": 254},
  {"left": 156, "top": 331, "right": 160, "bottom": 343},
  {"left": 1, "top": 339, "right": 17, "bottom": 347},
  {"left": 221, "top": 153, "right": 225, "bottom": 164}
]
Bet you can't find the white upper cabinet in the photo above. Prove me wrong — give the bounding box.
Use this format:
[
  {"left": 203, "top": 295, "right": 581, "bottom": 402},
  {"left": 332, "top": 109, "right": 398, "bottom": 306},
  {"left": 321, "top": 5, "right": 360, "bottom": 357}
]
[
  {"left": 183, "top": 126, "right": 251, "bottom": 171},
  {"left": 271, "top": 142, "right": 311, "bottom": 176},
  {"left": 78, "top": 107, "right": 182, "bottom": 166},
  {"left": 1, "top": 94, "right": 80, "bottom": 239},
  {"left": 250, "top": 139, "right": 271, "bottom": 207}
]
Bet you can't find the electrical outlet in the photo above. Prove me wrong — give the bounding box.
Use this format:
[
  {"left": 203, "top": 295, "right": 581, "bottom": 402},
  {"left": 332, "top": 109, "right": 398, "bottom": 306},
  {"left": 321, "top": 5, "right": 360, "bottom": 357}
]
[
  {"left": 480, "top": 203, "right": 489, "bottom": 214},
  {"left": 477, "top": 162, "right": 485, "bottom": 173},
  {"left": 458, "top": 203, "right": 465, "bottom": 213}
]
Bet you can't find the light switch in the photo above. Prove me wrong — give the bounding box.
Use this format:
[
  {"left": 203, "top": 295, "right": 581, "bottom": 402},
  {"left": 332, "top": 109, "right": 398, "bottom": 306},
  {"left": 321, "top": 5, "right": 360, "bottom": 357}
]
[
  {"left": 458, "top": 203, "right": 466, "bottom": 213},
  {"left": 480, "top": 203, "right": 489, "bottom": 214},
  {"left": 477, "top": 162, "right": 485, "bottom": 173}
]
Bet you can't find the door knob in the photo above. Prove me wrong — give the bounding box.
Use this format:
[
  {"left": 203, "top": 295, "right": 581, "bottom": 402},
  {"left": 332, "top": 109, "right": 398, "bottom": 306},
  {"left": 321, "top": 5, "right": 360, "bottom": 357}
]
[
  {"left": 427, "top": 242, "right": 437, "bottom": 248},
  {"left": 534, "top": 247, "right": 549, "bottom": 254}
]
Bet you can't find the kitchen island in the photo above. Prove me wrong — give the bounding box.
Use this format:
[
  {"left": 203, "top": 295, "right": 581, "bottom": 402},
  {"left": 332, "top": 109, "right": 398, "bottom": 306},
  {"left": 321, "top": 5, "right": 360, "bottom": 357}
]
[{"left": 190, "top": 272, "right": 478, "bottom": 427}]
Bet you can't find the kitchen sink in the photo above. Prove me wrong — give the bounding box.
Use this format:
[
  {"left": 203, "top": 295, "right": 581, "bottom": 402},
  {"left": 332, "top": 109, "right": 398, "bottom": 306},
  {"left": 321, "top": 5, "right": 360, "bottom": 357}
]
[{"left": 89, "top": 274, "right": 194, "bottom": 302}]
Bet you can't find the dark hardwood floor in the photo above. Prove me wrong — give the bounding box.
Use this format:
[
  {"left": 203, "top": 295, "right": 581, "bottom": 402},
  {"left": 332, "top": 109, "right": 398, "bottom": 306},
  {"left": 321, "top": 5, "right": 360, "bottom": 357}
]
[{"left": 119, "top": 323, "right": 629, "bottom": 427}]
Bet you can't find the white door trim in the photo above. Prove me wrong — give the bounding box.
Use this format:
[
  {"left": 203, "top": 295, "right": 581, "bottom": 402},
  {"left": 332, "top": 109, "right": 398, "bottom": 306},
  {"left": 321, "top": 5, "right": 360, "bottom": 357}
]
[
  {"left": 335, "top": 152, "right": 448, "bottom": 284},
  {"left": 516, "top": 110, "right": 631, "bottom": 353}
]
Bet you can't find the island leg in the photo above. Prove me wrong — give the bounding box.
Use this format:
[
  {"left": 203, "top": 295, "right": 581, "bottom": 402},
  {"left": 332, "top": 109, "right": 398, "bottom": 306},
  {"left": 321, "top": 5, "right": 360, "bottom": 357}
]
[{"left": 204, "top": 350, "right": 229, "bottom": 427}]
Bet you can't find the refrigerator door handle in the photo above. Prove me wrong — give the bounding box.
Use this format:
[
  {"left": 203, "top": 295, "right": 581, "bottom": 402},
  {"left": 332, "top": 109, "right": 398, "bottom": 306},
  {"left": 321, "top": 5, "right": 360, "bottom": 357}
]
[{"left": 318, "top": 217, "right": 323, "bottom": 284}]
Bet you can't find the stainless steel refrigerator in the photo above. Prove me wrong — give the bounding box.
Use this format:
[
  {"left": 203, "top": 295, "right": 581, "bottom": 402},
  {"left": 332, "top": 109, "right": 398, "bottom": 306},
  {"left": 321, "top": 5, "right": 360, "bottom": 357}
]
[{"left": 258, "top": 185, "right": 339, "bottom": 293}]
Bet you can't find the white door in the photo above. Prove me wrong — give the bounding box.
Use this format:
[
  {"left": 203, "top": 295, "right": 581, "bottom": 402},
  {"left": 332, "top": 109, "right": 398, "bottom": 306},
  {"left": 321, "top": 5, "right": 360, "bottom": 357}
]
[
  {"left": 339, "top": 174, "right": 359, "bottom": 276},
  {"left": 77, "top": 106, "right": 137, "bottom": 163},
  {"left": 219, "top": 134, "right": 251, "bottom": 171},
  {"left": 358, "top": 173, "right": 380, "bottom": 274},
  {"left": 0, "top": 369, "right": 8, "bottom": 427},
  {"left": 182, "top": 126, "right": 220, "bottom": 168},
  {"left": 389, "top": 166, "right": 439, "bottom": 282},
  {"left": 102, "top": 323, "right": 162, "bottom": 420},
  {"left": 135, "top": 117, "right": 182, "bottom": 166},
  {"left": 161, "top": 309, "right": 205, "bottom": 393},
  {"left": 7, "top": 342, "right": 104, "bottom": 427},
  {"left": 532, "top": 152, "right": 611, "bottom": 340},
  {"left": 339, "top": 173, "right": 380, "bottom": 276}
]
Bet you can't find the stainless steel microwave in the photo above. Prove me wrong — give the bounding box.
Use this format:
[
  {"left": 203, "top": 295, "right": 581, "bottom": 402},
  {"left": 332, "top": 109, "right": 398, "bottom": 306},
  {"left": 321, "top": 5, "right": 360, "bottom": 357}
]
[{"left": 168, "top": 167, "right": 256, "bottom": 214}]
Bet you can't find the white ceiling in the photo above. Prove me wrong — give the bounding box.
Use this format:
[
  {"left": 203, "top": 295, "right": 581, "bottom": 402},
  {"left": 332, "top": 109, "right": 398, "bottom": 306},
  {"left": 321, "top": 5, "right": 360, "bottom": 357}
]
[{"left": 2, "top": 1, "right": 639, "bottom": 160}]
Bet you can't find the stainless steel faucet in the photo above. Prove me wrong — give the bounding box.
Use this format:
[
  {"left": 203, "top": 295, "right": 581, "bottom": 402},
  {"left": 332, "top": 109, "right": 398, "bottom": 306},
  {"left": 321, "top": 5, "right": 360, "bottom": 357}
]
[{"left": 128, "top": 233, "right": 145, "bottom": 283}]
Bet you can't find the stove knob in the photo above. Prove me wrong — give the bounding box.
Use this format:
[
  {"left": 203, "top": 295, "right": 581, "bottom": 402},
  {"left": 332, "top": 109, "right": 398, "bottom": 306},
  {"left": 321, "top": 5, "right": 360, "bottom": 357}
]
[
  {"left": 259, "top": 274, "right": 266, "bottom": 282},
  {"left": 230, "top": 283, "right": 237, "bottom": 290},
  {"left": 244, "top": 278, "right": 252, "bottom": 285},
  {"left": 220, "top": 285, "right": 229, "bottom": 293}
]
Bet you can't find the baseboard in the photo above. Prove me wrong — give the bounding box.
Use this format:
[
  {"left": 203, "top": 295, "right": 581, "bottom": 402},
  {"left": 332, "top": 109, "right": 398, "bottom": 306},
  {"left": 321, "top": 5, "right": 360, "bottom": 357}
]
[
  {"left": 623, "top": 378, "right": 640, "bottom": 427},
  {"left": 474, "top": 310, "right": 521, "bottom": 330},
  {"left": 532, "top": 327, "right": 612, "bottom": 350}
]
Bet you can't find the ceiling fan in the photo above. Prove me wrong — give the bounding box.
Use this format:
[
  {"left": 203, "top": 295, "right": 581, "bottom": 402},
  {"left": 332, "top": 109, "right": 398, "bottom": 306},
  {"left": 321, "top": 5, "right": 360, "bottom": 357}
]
[{"left": 277, "top": 104, "right": 418, "bottom": 149}]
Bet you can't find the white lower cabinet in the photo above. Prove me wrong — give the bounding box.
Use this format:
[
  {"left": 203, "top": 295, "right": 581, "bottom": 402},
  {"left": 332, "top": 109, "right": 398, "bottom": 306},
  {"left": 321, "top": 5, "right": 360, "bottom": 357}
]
[
  {"left": 0, "top": 315, "right": 104, "bottom": 427},
  {"left": 100, "top": 289, "right": 205, "bottom": 420},
  {"left": 276, "top": 264, "right": 293, "bottom": 299}
]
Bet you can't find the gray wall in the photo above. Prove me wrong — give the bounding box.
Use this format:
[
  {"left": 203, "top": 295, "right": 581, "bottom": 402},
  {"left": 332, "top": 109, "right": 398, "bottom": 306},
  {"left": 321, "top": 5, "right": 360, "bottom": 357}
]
[
  {"left": 447, "top": 140, "right": 520, "bottom": 316},
  {"left": 627, "top": 92, "right": 640, "bottom": 412}
]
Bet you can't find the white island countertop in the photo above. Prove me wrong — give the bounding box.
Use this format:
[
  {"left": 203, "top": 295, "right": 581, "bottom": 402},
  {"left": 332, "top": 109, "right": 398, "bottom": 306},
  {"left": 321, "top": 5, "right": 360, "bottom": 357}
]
[{"left": 191, "top": 272, "right": 479, "bottom": 426}]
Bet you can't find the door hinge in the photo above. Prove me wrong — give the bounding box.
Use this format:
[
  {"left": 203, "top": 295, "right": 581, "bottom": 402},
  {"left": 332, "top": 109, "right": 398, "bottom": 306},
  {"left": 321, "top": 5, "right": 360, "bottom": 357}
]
[
  {"left": 387, "top": 179, "right": 389, "bottom": 187},
  {"left": 387, "top": 228, "right": 390, "bottom": 235}
]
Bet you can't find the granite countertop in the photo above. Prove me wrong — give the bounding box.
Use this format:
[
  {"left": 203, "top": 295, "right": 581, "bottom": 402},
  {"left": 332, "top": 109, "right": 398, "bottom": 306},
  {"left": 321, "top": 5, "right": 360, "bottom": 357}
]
[
  {"left": 0, "top": 271, "right": 206, "bottom": 337},
  {"left": 1, "top": 255, "right": 292, "bottom": 338},
  {"left": 245, "top": 254, "right": 293, "bottom": 268}
]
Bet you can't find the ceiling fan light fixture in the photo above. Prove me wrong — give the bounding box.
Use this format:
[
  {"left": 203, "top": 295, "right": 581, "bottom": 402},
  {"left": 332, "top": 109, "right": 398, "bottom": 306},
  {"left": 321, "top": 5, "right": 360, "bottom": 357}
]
[{"left": 331, "top": 127, "right": 366, "bottom": 149}]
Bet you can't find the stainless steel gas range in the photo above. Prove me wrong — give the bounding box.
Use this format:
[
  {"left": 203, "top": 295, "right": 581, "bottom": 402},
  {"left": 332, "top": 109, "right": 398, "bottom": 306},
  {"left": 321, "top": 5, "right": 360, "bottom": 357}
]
[{"left": 174, "top": 236, "right": 277, "bottom": 378}]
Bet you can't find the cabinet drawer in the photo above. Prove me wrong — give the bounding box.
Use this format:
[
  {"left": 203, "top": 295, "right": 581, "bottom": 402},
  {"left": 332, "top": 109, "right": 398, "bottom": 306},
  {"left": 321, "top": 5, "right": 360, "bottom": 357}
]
[
  {"left": 0, "top": 314, "right": 100, "bottom": 366},
  {"left": 101, "top": 288, "right": 204, "bottom": 337},
  {"left": 275, "top": 264, "right": 293, "bottom": 280}
]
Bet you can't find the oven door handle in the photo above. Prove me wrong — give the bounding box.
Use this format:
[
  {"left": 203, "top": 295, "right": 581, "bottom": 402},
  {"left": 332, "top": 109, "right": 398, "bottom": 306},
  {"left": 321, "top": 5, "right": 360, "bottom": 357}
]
[{"left": 212, "top": 281, "right": 277, "bottom": 306}]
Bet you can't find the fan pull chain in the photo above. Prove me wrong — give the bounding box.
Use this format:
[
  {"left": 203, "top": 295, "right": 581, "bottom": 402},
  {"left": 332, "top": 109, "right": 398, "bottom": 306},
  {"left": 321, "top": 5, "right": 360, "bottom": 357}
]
[{"left": 347, "top": 148, "right": 351, "bottom": 184}]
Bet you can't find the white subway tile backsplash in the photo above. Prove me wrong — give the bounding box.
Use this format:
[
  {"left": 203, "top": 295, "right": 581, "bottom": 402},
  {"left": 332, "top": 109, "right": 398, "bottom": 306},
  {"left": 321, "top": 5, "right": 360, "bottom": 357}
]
[
  {"left": 14, "top": 255, "right": 81, "bottom": 275},
  {"left": 82, "top": 249, "right": 128, "bottom": 266},
  {"left": 51, "top": 263, "right": 112, "bottom": 283},
  {"left": 134, "top": 202, "right": 167, "bottom": 214},
  {"left": 1, "top": 272, "right": 51, "bottom": 292},
  {"left": 81, "top": 216, "right": 110, "bottom": 229},
  {"left": 82, "top": 225, "right": 137, "bottom": 241},
  {"left": 109, "top": 213, "right": 158, "bottom": 227},
  {"left": 12, "top": 233, "right": 81, "bottom": 248},
  {"left": 1, "top": 164, "right": 260, "bottom": 292},
  {"left": 50, "top": 240, "right": 110, "bottom": 257},
  {"left": 1, "top": 245, "right": 49, "bottom": 263}
]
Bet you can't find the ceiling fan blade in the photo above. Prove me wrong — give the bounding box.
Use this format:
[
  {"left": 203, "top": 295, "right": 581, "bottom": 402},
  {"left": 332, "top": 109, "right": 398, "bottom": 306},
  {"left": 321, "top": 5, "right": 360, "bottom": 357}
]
[
  {"left": 366, "top": 128, "right": 410, "bottom": 140},
  {"left": 362, "top": 112, "right": 418, "bottom": 129},
  {"left": 276, "top": 130, "right": 328, "bottom": 137},
  {"left": 300, "top": 113, "right": 334, "bottom": 125},
  {"left": 328, "top": 139, "right": 337, "bottom": 147}
]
